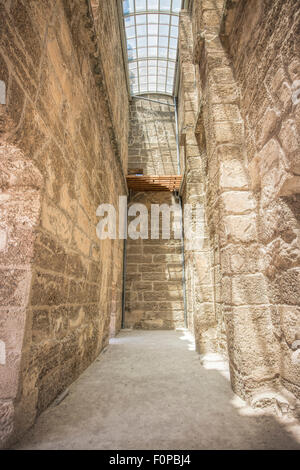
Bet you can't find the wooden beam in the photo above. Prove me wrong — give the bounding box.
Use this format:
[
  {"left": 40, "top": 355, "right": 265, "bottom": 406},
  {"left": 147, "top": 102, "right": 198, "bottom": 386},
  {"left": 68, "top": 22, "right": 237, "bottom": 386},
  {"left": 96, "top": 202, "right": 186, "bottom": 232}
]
[{"left": 126, "top": 175, "right": 182, "bottom": 192}]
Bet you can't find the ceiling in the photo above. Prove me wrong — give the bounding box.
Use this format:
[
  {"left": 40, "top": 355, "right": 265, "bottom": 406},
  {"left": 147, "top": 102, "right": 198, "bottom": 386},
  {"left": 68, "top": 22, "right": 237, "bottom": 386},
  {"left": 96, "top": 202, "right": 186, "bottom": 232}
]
[{"left": 122, "top": 0, "right": 181, "bottom": 96}]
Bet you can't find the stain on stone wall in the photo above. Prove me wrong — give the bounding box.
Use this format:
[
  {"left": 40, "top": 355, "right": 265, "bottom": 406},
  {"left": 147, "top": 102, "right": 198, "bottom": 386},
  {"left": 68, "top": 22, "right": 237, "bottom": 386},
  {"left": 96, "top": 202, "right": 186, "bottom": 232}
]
[{"left": 0, "top": 0, "right": 128, "bottom": 447}]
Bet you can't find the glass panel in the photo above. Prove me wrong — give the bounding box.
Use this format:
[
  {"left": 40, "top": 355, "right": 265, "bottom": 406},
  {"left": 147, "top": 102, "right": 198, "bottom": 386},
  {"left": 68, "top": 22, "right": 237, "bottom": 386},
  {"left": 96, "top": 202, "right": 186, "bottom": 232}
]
[
  {"left": 126, "top": 26, "right": 136, "bottom": 38},
  {"left": 148, "top": 23, "right": 158, "bottom": 35},
  {"left": 148, "top": 47, "right": 158, "bottom": 57},
  {"left": 128, "top": 49, "right": 137, "bottom": 60},
  {"left": 159, "top": 36, "right": 168, "bottom": 47},
  {"left": 138, "top": 48, "right": 147, "bottom": 57},
  {"left": 148, "top": 0, "right": 159, "bottom": 9},
  {"left": 127, "top": 38, "right": 136, "bottom": 49},
  {"left": 135, "top": 0, "right": 146, "bottom": 11},
  {"left": 171, "top": 16, "right": 179, "bottom": 25},
  {"left": 169, "top": 37, "right": 177, "bottom": 48},
  {"left": 159, "top": 24, "right": 169, "bottom": 36},
  {"left": 170, "top": 26, "right": 178, "bottom": 37},
  {"left": 136, "top": 15, "right": 147, "bottom": 24},
  {"left": 137, "top": 37, "right": 147, "bottom": 47},
  {"left": 148, "top": 14, "right": 159, "bottom": 23},
  {"left": 148, "top": 36, "right": 158, "bottom": 46},
  {"left": 172, "top": 0, "right": 181, "bottom": 13},
  {"left": 124, "top": 15, "right": 135, "bottom": 27},
  {"left": 123, "top": 0, "right": 134, "bottom": 14},
  {"left": 159, "top": 14, "right": 170, "bottom": 24},
  {"left": 130, "top": 68, "right": 138, "bottom": 78},
  {"left": 158, "top": 48, "right": 168, "bottom": 58},
  {"left": 137, "top": 24, "right": 147, "bottom": 35},
  {"left": 160, "top": 0, "right": 171, "bottom": 11}
]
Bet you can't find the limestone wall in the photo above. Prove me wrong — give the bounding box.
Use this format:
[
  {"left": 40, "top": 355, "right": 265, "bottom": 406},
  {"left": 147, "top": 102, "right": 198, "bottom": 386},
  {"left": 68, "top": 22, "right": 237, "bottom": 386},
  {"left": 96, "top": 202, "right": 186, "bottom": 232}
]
[
  {"left": 125, "top": 95, "right": 184, "bottom": 329},
  {"left": 95, "top": 0, "right": 129, "bottom": 172},
  {"left": 223, "top": 0, "right": 300, "bottom": 399},
  {"left": 178, "top": 0, "right": 299, "bottom": 403},
  {"left": 0, "top": 0, "right": 128, "bottom": 447},
  {"left": 125, "top": 192, "right": 185, "bottom": 330},
  {"left": 178, "top": 11, "right": 226, "bottom": 356},
  {"left": 128, "top": 95, "right": 178, "bottom": 175}
]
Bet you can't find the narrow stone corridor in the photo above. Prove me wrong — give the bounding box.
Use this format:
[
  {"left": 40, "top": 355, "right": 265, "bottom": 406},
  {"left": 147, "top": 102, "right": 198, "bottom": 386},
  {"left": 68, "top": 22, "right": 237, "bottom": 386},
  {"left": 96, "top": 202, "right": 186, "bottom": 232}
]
[
  {"left": 1, "top": 0, "right": 300, "bottom": 450},
  {"left": 14, "top": 330, "right": 300, "bottom": 450}
]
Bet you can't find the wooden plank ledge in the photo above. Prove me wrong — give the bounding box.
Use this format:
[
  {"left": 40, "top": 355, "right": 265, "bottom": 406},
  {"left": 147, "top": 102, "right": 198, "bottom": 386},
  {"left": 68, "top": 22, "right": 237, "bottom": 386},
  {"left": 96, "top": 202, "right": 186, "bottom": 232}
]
[{"left": 126, "top": 175, "right": 182, "bottom": 192}]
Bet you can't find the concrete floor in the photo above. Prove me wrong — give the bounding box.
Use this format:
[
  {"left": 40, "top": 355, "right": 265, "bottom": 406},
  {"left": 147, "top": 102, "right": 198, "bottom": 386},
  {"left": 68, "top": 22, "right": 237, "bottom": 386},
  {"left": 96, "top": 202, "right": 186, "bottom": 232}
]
[{"left": 15, "top": 330, "right": 300, "bottom": 450}]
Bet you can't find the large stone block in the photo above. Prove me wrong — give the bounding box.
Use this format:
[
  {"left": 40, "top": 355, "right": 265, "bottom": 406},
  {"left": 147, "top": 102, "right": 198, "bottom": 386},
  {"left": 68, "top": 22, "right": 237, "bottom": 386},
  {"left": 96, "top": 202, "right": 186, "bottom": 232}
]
[
  {"left": 221, "top": 214, "right": 257, "bottom": 244},
  {"left": 269, "top": 268, "right": 300, "bottom": 305},
  {"left": 0, "top": 269, "right": 31, "bottom": 307},
  {"left": 279, "top": 118, "right": 300, "bottom": 175},
  {"left": 214, "top": 121, "right": 244, "bottom": 145},
  {"left": 212, "top": 103, "right": 241, "bottom": 122},
  {"left": 225, "top": 306, "right": 280, "bottom": 384},
  {"left": 220, "top": 191, "right": 256, "bottom": 214},
  {"left": 231, "top": 274, "right": 269, "bottom": 306},
  {"left": 30, "top": 272, "right": 68, "bottom": 307},
  {"left": 220, "top": 244, "right": 263, "bottom": 274},
  {"left": 219, "top": 160, "right": 249, "bottom": 190},
  {"left": 279, "top": 306, "right": 300, "bottom": 345}
]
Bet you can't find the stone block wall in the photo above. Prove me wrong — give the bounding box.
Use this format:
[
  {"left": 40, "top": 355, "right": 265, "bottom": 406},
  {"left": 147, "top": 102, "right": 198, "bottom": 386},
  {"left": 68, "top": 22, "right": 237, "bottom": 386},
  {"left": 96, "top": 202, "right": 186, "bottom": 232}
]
[
  {"left": 95, "top": 0, "right": 129, "bottom": 172},
  {"left": 0, "top": 0, "right": 128, "bottom": 447},
  {"left": 223, "top": 0, "right": 300, "bottom": 399},
  {"left": 125, "top": 94, "right": 184, "bottom": 329},
  {"left": 178, "top": 0, "right": 299, "bottom": 403},
  {"left": 190, "top": 0, "right": 281, "bottom": 401},
  {"left": 128, "top": 95, "right": 178, "bottom": 175},
  {"left": 125, "top": 191, "right": 184, "bottom": 330},
  {"left": 178, "top": 11, "right": 225, "bottom": 355}
]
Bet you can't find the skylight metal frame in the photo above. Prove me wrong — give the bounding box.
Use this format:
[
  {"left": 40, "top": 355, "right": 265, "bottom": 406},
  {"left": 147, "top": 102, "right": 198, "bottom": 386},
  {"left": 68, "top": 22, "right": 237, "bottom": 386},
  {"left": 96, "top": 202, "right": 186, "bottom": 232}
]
[{"left": 122, "top": 0, "right": 181, "bottom": 96}]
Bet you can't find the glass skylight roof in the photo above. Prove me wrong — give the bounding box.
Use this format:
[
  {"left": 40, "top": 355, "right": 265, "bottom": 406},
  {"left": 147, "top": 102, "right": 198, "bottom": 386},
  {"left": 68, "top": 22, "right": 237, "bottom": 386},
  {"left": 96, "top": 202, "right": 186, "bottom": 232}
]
[{"left": 123, "top": 0, "right": 181, "bottom": 96}]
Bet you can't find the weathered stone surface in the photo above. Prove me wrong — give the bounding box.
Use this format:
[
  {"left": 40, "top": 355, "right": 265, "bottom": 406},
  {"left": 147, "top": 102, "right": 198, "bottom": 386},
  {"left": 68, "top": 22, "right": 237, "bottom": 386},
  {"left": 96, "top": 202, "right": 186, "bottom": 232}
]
[
  {"left": 0, "top": 401, "right": 14, "bottom": 448},
  {"left": 128, "top": 95, "right": 178, "bottom": 175},
  {"left": 125, "top": 193, "right": 184, "bottom": 330},
  {"left": 0, "top": 0, "right": 127, "bottom": 448},
  {"left": 219, "top": 160, "right": 249, "bottom": 190},
  {"left": 223, "top": 0, "right": 300, "bottom": 401},
  {"left": 179, "top": 0, "right": 300, "bottom": 403},
  {"left": 0, "top": 0, "right": 299, "bottom": 449}
]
